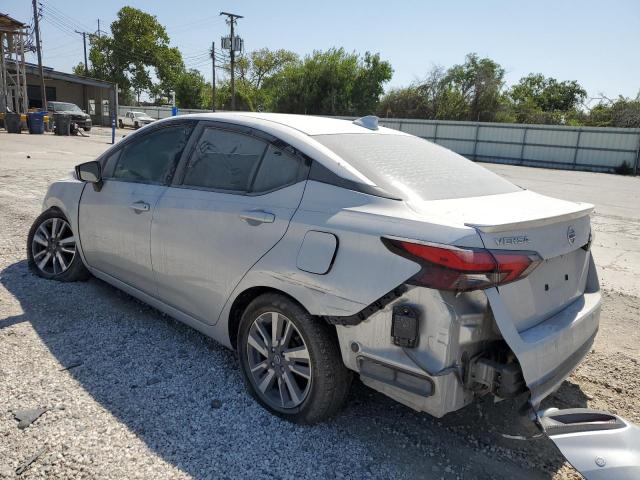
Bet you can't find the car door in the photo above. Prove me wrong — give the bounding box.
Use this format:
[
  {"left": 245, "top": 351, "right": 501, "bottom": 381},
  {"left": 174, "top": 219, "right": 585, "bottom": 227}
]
[
  {"left": 78, "top": 122, "right": 194, "bottom": 295},
  {"left": 151, "top": 123, "right": 308, "bottom": 325}
]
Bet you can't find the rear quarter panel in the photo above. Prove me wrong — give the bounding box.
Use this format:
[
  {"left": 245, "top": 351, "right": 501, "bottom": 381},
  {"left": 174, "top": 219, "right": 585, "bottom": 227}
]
[{"left": 217, "top": 181, "right": 482, "bottom": 339}]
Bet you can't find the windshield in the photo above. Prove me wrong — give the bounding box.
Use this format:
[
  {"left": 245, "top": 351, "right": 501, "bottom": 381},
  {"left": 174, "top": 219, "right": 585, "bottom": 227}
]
[
  {"left": 313, "top": 133, "right": 521, "bottom": 201},
  {"left": 50, "top": 102, "right": 81, "bottom": 112}
]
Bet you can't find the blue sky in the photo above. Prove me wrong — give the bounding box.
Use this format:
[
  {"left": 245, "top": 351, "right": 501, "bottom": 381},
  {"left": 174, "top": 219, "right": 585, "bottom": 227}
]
[{"left": 5, "top": 0, "right": 639, "bottom": 103}]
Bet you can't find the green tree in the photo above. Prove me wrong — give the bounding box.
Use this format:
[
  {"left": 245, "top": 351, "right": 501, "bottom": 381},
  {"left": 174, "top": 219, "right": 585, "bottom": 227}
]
[
  {"left": 265, "top": 48, "right": 392, "bottom": 115},
  {"left": 442, "top": 53, "right": 506, "bottom": 121},
  {"left": 587, "top": 95, "right": 640, "bottom": 128},
  {"left": 174, "top": 69, "right": 208, "bottom": 109},
  {"left": 80, "top": 7, "right": 185, "bottom": 104},
  {"left": 378, "top": 57, "right": 506, "bottom": 121},
  {"left": 508, "top": 74, "right": 587, "bottom": 123}
]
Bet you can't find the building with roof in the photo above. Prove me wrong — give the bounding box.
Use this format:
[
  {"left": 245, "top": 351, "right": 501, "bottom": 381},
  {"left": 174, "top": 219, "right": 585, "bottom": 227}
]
[{"left": 1, "top": 11, "right": 117, "bottom": 126}]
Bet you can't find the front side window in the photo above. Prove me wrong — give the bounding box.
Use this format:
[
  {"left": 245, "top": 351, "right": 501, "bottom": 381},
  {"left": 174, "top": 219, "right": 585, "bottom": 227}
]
[
  {"left": 112, "top": 124, "right": 193, "bottom": 184},
  {"left": 183, "top": 128, "right": 267, "bottom": 192}
]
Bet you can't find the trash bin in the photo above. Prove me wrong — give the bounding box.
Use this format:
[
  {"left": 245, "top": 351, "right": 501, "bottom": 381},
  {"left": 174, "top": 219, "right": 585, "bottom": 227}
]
[
  {"left": 27, "top": 112, "right": 46, "bottom": 134},
  {"left": 54, "top": 113, "right": 71, "bottom": 136},
  {"left": 5, "top": 112, "right": 22, "bottom": 134}
]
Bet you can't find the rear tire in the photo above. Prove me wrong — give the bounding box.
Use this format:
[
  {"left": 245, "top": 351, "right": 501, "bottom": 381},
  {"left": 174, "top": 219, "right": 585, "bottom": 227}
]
[
  {"left": 27, "top": 209, "right": 90, "bottom": 282},
  {"left": 238, "top": 293, "right": 352, "bottom": 424}
]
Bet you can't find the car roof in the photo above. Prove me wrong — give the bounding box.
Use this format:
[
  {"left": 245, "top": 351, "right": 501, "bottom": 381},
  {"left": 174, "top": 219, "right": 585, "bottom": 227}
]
[{"left": 175, "top": 112, "right": 406, "bottom": 136}]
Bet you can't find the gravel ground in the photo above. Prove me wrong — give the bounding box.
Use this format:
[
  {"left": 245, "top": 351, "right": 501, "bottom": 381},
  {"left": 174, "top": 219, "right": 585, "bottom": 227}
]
[{"left": 0, "top": 132, "right": 638, "bottom": 479}]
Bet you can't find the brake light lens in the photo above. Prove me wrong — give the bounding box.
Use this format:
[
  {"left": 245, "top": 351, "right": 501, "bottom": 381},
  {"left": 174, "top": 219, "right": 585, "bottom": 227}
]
[{"left": 383, "top": 238, "right": 541, "bottom": 292}]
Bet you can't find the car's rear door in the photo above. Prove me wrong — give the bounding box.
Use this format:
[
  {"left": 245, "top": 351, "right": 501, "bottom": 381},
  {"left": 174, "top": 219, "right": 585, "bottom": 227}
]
[
  {"left": 151, "top": 122, "right": 308, "bottom": 325},
  {"left": 78, "top": 122, "right": 194, "bottom": 295}
]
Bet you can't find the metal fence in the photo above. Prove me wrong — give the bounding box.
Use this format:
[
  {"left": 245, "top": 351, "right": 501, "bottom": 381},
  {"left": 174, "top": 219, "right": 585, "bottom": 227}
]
[
  {"left": 376, "top": 118, "right": 640, "bottom": 174},
  {"left": 118, "top": 105, "right": 210, "bottom": 119},
  {"left": 118, "top": 105, "right": 640, "bottom": 174}
]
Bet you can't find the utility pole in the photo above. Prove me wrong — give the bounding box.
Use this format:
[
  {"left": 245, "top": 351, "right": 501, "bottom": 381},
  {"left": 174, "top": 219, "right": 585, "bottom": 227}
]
[
  {"left": 219, "top": 11, "right": 243, "bottom": 110},
  {"left": 211, "top": 41, "right": 216, "bottom": 111},
  {"left": 75, "top": 30, "right": 88, "bottom": 75},
  {"left": 32, "top": 0, "right": 46, "bottom": 109}
]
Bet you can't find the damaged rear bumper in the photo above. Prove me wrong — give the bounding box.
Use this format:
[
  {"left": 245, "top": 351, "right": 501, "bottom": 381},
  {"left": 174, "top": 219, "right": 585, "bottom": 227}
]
[{"left": 486, "top": 258, "right": 601, "bottom": 406}]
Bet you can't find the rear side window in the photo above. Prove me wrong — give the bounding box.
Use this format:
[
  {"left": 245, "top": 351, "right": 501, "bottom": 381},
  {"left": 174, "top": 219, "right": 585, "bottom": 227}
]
[
  {"left": 183, "top": 128, "right": 267, "bottom": 192},
  {"left": 313, "top": 134, "right": 521, "bottom": 201},
  {"left": 113, "top": 124, "right": 193, "bottom": 184},
  {"left": 251, "top": 145, "right": 302, "bottom": 193}
]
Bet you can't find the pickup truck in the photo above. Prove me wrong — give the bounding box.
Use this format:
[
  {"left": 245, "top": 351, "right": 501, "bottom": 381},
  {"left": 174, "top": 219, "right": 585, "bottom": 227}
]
[{"left": 118, "top": 111, "right": 155, "bottom": 129}]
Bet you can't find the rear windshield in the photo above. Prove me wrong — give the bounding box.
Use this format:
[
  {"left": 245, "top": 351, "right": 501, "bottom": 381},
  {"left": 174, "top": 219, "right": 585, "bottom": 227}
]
[{"left": 313, "top": 133, "right": 521, "bottom": 201}]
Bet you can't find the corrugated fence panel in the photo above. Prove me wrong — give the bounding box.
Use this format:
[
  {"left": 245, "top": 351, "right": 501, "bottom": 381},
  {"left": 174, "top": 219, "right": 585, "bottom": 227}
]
[
  {"left": 437, "top": 139, "right": 475, "bottom": 155},
  {"left": 437, "top": 123, "right": 476, "bottom": 140},
  {"left": 526, "top": 128, "right": 579, "bottom": 147},
  {"left": 476, "top": 141, "right": 523, "bottom": 161},
  {"left": 478, "top": 125, "right": 525, "bottom": 143}
]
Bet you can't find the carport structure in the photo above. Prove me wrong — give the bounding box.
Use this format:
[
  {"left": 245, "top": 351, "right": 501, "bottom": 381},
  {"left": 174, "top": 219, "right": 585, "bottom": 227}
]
[{"left": 21, "top": 63, "right": 118, "bottom": 127}]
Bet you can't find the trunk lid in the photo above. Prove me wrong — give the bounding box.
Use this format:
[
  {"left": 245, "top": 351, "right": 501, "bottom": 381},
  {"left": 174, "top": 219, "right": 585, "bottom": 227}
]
[
  {"left": 408, "top": 190, "right": 594, "bottom": 331},
  {"left": 409, "top": 189, "right": 600, "bottom": 406}
]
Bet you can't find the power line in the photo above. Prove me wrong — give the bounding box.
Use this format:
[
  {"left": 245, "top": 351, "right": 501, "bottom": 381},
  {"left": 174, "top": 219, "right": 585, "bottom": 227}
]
[{"left": 42, "top": 2, "right": 93, "bottom": 32}]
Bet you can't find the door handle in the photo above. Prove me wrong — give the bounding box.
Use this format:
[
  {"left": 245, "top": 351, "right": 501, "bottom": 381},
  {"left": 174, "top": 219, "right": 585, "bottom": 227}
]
[
  {"left": 129, "top": 201, "right": 150, "bottom": 213},
  {"left": 239, "top": 210, "right": 275, "bottom": 225}
]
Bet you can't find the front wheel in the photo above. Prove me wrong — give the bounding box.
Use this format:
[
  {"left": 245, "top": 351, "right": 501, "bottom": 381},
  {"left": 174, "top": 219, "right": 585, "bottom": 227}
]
[
  {"left": 118, "top": 119, "right": 124, "bottom": 129},
  {"left": 27, "top": 209, "right": 90, "bottom": 282},
  {"left": 238, "top": 293, "right": 352, "bottom": 424},
  {"left": 83, "top": 126, "right": 91, "bottom": 132}
]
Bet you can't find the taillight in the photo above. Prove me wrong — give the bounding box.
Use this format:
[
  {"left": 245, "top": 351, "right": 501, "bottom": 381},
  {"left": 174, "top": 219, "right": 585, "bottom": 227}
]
[{"left": 382, "top": 238, "right": 541, "bottom": 292}]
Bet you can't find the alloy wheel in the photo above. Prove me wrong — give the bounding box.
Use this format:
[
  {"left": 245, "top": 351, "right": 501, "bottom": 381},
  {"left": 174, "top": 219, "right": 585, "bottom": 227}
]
[
  {"left": 31, "top": 217, "right": 76, "bottom": 275},
  {"left": 246, "top": 311, "right": 312, "bottom": 410}
]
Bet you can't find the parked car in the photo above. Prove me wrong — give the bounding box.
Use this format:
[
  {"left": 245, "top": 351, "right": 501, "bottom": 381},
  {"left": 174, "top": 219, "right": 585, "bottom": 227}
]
[
  {"left": 47, "top": 101, "right": 92, "bottom": 131},
  {"left": 27, "top": 113, "right": 639, "bottom": 478},
  {"left": 118, "top": 110, "right": 155, "bottom": 129}
]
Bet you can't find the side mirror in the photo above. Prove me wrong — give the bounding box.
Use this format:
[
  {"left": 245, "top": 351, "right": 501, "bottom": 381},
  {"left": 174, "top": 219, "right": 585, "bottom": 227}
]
[{"left": 75, "top": 160, "right": 103, "bottom": 191}]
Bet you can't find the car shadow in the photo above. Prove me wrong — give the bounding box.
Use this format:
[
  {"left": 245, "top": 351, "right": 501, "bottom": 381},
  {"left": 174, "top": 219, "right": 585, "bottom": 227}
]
[{"left": 1, "top": 259, "right": 587, "bottom": 479}]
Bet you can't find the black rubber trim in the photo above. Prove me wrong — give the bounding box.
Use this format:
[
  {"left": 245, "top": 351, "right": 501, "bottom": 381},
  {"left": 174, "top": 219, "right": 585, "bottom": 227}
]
[
  {"left": 358, "top": 356, "right": 435, "bottom": 397},
  {"left": 308, "top": 161, "right": 402, "bottom": 201},
  {"left": 324, "top": 285, "right": 408, "bottom": 326}
]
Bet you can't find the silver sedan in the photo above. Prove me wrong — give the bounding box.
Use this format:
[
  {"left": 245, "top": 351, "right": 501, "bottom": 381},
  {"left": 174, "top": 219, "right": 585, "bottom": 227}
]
[{"left": 27, "top": 113, "right": 639, "bottom": 477}]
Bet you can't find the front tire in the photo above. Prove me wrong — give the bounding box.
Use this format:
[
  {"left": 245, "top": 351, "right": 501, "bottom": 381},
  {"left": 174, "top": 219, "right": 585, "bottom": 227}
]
[
  {"left": 27, "top": 209, "right": 90, "bottom": 282},
  {"left": 238, "top": 293, "right": 352, "bottom": 424}
]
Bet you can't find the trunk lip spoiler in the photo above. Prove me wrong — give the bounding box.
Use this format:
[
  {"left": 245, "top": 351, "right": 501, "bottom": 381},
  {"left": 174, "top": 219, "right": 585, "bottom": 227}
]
[{"left": 465, "top": 204, "right": 594, "bottom": 233}]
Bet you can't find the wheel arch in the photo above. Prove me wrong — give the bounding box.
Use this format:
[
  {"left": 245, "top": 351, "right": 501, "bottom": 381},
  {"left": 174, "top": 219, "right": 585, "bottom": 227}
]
[{"left": 227, "top": 286, "right": 313, "bottom": 350}]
